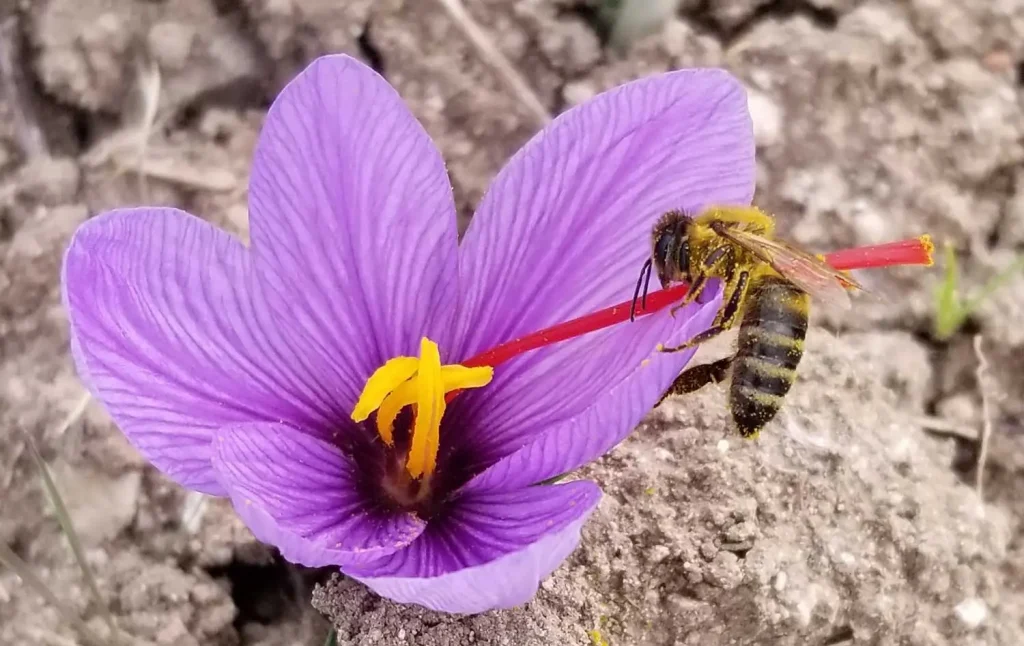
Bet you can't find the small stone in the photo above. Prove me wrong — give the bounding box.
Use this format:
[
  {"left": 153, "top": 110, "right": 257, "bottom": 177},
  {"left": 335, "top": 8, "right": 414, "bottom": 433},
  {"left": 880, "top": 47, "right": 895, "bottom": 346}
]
[
  {"left": 723, "top": 520, "right": 758, "bottom": 544},
  {"left": 706, "top": 552, "right": 744, "bottom": 589},
  {"left": 648, "top": 545, "right": 671, "bottom": 564},
  {"left": 699, "top": 541, "right": 718, "bottom": 561},
  {"left": 747, "top": 89, "right": 783, "bottom": 147},
  {"left": 774, "top": 571, "right": 788, "bottom": 592},
  {"left": 562, "top": 81, "right": 597, "bottom": 107},
  {"left": 954, "top": 598, "right": 988, "bottom": 629}
]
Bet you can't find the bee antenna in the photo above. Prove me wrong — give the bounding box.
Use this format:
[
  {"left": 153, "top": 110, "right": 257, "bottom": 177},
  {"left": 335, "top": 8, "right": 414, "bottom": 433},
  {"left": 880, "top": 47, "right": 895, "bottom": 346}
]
[
  {"left": 641, "top": 257, "right": 653, "bottom": 308},
  {"left": 630, "top": 257, "right": 653, "bottom": 322}
]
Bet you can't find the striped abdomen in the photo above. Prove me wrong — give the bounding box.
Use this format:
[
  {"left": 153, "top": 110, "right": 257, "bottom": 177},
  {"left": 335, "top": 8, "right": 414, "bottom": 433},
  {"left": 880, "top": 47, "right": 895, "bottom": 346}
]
[{"left": 729, "top": 275, "right": 809, "bottom": 438}]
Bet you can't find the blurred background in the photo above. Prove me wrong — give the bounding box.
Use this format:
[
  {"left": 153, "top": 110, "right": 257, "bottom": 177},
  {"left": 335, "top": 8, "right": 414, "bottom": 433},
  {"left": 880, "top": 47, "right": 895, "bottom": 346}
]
[{"left": 1, "top": 1, "right": 1022, "bottom": 644}]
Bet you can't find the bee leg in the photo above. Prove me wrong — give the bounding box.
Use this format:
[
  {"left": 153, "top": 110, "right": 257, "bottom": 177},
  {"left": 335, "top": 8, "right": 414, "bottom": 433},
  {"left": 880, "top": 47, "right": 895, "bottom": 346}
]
[
  {"left": 657, "top": 356, "right": 734, "bottom": 405},
  {"left": 669, "top": 275, "right": 708, "bottom": 317},
  {"left": 661, "top": 270, "right": 750, "bottom": 352},
  {"left": 658, "top": 324, "right": 727, "bottom": 353},
  {"left": 669, "top": 245, "right": 738, "bottom": 318}
]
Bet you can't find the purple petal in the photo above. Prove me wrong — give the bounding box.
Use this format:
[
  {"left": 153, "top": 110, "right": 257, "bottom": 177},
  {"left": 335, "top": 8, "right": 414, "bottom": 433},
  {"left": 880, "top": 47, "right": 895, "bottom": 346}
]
[
  {"left": 346, "top": 481, "right": 601, "bottom": 613},
  {"left": 62, "top": 208, "right": 331, "bottom": 495},
  {"left": 459, "top": 291, "right": 722, "bottom": 494},
  {"left": 452, "top": 68, "right": 754, "bottom": 361},
  {"left": 247, "top": 54, "right": 459, "bottom": 413},
  {"left": 449, "top": 288, "right": 722, "bottom": 470},
  {"left": 212, "top": 422, "right": 426, "bottom": 567}
]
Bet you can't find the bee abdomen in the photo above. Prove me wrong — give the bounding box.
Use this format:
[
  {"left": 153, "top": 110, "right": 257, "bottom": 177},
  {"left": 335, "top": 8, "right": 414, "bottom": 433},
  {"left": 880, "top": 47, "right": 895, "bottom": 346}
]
[{"left": 729, "top": 278, "right": 809, "bottom": 438}]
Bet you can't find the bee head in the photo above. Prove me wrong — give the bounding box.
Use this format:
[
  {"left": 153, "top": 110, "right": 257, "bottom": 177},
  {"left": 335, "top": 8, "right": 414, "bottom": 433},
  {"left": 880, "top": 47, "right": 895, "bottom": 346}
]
[
  {"left": 651, "top": 210, "right": 692, "bottom": 288},
  {"left": 631, "top": 210, "right": 692, "bottom": 322}
]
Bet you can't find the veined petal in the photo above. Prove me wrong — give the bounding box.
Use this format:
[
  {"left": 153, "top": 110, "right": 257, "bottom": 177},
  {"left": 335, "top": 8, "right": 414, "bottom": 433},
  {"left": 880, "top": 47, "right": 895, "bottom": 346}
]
[
  {"left": 213, "top": 422, "right": 426, "bottom": 567},
  {"left": 248, "top": 54, "right": 459, "bottom": 416},
  {"left": 453, "top": 67, "right": 754, "bottom": 362},
  {"left": 459, "top": 293, "right": 722, "bottom": 494},
  {"left": 346, "top": 481, "right": 601, "bottom": 613},
  {"left": 62, "top": 208, "right": 332, "bottom": 495}
]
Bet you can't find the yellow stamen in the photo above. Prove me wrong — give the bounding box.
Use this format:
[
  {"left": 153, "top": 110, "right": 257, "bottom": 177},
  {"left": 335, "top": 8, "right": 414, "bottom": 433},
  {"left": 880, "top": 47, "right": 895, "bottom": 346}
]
[
  {"left": 376, "top": 379, "right": 418, "bottom": 446},
  {"left": 407, "top": 338, "right": 443, "bottom": 478},
  {"left": 351, "top": 337, "right": 493, "bottom": 479},
  {"left": 351, "top": 357, "right": 419, "bottom": 422},
  {"left": 918, "top": 234, "right": 935, "bottom": 266}
]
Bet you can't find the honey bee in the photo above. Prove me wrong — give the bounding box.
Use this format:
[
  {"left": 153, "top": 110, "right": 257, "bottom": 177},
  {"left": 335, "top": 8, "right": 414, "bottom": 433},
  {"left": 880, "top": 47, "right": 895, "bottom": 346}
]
[{"left": 631, "top": 206, "right": 862, "bottom": 438}]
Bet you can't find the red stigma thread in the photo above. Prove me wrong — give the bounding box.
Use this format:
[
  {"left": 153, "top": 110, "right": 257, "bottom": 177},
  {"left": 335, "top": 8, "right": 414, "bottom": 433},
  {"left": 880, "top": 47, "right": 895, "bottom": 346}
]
[{"left": 461, "top": 235, "right": 935, "bottom": 372}]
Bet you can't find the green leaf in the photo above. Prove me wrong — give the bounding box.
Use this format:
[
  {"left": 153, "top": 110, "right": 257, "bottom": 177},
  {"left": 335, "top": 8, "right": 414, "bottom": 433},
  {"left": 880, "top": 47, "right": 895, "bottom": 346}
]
[
  {"left": 933, "top": 242, "right": 965, "bottom": 340},
  {"left": 933, "top": 243, "right": 1024, "bottom": 340}
]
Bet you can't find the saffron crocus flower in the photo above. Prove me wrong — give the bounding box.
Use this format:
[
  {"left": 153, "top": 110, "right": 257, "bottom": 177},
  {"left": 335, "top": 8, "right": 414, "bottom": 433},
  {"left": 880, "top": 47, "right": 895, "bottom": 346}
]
[{"left": 62, "top": 55, "right": 754, "bottom": 613}]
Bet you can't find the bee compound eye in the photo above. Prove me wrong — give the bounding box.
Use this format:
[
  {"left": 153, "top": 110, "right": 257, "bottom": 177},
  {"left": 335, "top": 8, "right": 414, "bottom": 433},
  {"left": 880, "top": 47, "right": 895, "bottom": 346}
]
[
  {"left": 654, "top": 233, "right": 674, "bottom": 265},
  {"left": 677, "top": 240, "right": 691, "bottom": 273}
]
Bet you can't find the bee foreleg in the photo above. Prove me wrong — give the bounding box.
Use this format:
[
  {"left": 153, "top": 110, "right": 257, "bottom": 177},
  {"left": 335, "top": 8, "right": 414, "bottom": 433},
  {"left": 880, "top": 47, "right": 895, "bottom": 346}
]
[
  {"left": 669, "top": 274, "right": 708, "bottom": 317},
  {"left": 661, "top": 270, "right": 750, "bottom": 352},
  {"left": 657, "top": 356, "right": 734, "bottom": 405}
]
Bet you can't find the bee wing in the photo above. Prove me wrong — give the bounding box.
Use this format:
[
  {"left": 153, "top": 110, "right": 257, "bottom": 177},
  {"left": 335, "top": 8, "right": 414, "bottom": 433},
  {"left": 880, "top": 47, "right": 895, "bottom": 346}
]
[{"left": 714, "top": 226, "right": 862, "bottom": 310}]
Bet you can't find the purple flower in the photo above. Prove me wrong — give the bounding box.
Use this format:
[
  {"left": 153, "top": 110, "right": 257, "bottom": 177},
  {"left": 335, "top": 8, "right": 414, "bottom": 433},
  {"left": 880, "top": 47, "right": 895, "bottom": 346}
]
[{"left": 62, "top": 55, "right": 753, "bottom": 613}]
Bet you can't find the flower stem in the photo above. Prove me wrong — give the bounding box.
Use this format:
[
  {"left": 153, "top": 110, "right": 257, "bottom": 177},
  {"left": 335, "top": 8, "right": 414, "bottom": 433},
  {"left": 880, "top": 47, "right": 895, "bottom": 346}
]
[{"left": 463, "top": 235, "right": 935, "bottom": 370}]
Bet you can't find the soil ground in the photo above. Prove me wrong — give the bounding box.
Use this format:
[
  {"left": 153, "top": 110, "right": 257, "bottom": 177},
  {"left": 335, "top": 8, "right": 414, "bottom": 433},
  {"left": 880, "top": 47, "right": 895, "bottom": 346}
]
[{"left": 2, "top": 1, "right": 1023, "bottom": 645}]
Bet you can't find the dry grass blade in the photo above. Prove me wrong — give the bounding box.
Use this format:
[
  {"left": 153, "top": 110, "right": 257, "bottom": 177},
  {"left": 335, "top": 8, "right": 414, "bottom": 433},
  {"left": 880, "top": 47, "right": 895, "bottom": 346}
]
[
  {"left": 0, "top": 542, "right": 108, "bottom": 646},
  {"left": 130, "top": 46, "right": 162, "bottom": 162},
  {"left": 79, "top": 38, "right": 234, "bottom": 195},
  {"left": 908, "top": 414, "right": 977, "bottom": 441},
  {"left": 434, "top": 0, "right": 551, "bottom": 127},
  {"left": 973, "top": 335, "right": 993, "bottom": 500},
  {"left": 19, "top": 393, "right": 120, "bottom": 642},
  {"left": 128, "top": 156, "right": 236, "bottom": 192}
]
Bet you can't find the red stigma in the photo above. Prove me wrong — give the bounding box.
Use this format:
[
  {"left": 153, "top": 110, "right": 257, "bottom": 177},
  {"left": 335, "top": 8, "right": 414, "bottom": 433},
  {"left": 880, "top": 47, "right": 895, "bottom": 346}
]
[{"left": 458, "top": 235, "right": 935, "bottom": 377}]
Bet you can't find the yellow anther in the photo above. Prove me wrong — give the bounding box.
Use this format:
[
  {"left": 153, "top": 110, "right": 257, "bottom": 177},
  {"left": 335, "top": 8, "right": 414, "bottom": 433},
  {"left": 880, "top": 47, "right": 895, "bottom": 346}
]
[
  {"left": 376, "top": 379, "right": 418, "bottom": 446},
  {"left": 919, "top": 234, "right": 935, "bottom": 266},
  {"left": 351, "top": 337, "right": 493, "bottom": 479},
  {"left": 406, "top": 338, "right": 443, "bottom": 479},
  {"left": 351, "top": 357, "right": 418, "bottom": 423}
]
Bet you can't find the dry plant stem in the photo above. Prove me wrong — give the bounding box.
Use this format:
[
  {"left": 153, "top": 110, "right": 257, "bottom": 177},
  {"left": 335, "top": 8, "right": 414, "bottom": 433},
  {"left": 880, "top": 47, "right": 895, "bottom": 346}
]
[
  {"left": 434, "top": 0, "right": 551, "bottom": 127},
  {"left": 122, "top": 41, "right": 162, "bottom": 202},
  {"left": 19, "top": 394, "right": 120, "bottom": 642},
  {"left": 1, "top": 442, "right": 26, "bottom": 489},
  {"left": 0, "top": 542, "right": 108, "bottom": 646},
  {"left": 55, "top": 392, "right": 92, "bottom": 437},
  {"left": 3, "top": 393, "right": 91, "bottom": 489},
  {"left": 21, "top": 432, "right": 120, "bottom": 642},
  {"left": 908, "top": 414, "right": 978, "bottom": 441},
  {"left": 973, "top": 335, "right": 993, "bottom": 500},
  {"left": 0, "top": 16, "right": 48, "bottom": 158}
]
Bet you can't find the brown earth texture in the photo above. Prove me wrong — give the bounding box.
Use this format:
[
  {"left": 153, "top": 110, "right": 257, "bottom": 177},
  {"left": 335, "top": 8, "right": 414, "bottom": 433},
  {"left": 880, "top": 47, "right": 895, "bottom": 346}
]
[{"left": 2, "top": 0, "right": 1024, "bottom": 644}]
